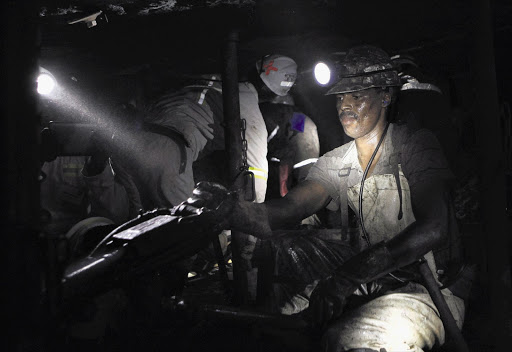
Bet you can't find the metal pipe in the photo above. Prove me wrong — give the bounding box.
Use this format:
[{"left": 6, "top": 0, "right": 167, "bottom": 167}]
[
  {"left": 221, "top": 29, "right": 249, "bottom": 304},
  {"left": 201, "top": 304, "right": 308, "bottom": 329},
  {"left": 418, "top": 259, "right": 469, "bottom": 352},
  {"left": 222, "top": 31, "right": 242, "bottom": 183},
  {"left": 176, "top": 302, "right": 308, "bottom": 330}
]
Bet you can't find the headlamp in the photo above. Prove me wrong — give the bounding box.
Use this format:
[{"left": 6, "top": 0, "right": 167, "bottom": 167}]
[
  {"left": 314, "top": 62, "right": 331, "bottom": 86},
  {"left": 312, "top": 53, "right": 346, "bottom": 87},
  {"left": 37, "top": 67, "right": 57, "bottom": 96}
]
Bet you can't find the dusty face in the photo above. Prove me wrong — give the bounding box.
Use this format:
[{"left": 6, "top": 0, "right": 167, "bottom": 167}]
[{"left": 336, "top": 88, "right": 387, "bottom": 140}]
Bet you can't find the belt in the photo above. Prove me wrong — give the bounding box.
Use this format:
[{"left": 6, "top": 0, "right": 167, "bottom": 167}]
[{"left": 143, "top": 122, "right": 189, "bottom": 174}]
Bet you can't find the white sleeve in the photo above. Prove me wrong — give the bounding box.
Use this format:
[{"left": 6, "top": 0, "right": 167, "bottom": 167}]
[{"left": 238, "top": 82, "right": 268, "bottom": 203}]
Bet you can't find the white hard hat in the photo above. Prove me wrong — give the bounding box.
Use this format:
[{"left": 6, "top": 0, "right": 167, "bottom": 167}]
[{"left": 256, "top": 54, "right": 297, "bottom": 96}]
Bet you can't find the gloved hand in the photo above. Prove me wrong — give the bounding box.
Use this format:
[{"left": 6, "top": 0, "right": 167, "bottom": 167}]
[
  {"left": 229, "top": 200, "right": 273, "bottom": 238},
  {"left": 172, "top": 181, "right": 237, "bottom": 224},
  {"left": 172, "top": 182, "right": 273, "bottom": 238},
  {"left": 308, "top": 274, "right": 356, "bottom": 329},
  {"left": 307, "top": 241, "right": 397, "bottom": 328}
]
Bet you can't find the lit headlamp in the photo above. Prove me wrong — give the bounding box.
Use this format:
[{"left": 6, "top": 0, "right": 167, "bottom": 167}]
[{"left": 37, "top": 67, "right": 57, "bottom": 96}]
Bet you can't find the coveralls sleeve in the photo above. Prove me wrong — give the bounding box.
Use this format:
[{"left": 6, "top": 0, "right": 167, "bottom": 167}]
[
  {"left": 239, "top": 82, "right": 269, "bottom": 203},
  {"left": 291, "top": 115, "right": 320, "bottom": 182},
  {"left": 386, "top": 128, "right": 457, "bottom": 268},
  {"left": 401, "top": 129, "right": 454, "bottom": 189},
  {"left": 306, "top": 152, "right": 342, "bottom": 211}
]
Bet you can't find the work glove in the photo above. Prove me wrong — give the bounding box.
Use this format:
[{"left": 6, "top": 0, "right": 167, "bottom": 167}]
[
  {"left": 172, "top": 182, "right": 238, "bottom": 228},
  {"left": 308, "top": 274, "right": 356, "bottom": 329},
  {"left": 173, "top": 182, "right": 273, "bottom": 238},
  {"left": 307, "top": 241, "right": 396, "bottom": 328},
  {"left": 229, "top": 200, "right": 273, "bottom": 238}
]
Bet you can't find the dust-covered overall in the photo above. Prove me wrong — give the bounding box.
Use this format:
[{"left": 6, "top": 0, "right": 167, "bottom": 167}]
[{"left": 261, "top": 123, "right": 464, "bottom": 351}]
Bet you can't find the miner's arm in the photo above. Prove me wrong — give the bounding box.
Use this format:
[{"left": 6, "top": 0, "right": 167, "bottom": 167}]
[{"left": 386, "top": 178, "right": 451, "bottom": 269}]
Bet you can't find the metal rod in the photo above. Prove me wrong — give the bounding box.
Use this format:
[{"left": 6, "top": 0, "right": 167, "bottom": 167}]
[
  {"left": 212, "top": 233, "right": 231, "bottom": 290},
  {"left": 221, "top": 29, "right": 249, "bottom": 304},
  {"left": 222, "top": 31, "right": 242, "bottom": 183},
  {"left": 418, "top": 259, "right": 469, "bottom": 352},
  {"left": 179, "top": 302, "right": 308, "bottom": 330}
]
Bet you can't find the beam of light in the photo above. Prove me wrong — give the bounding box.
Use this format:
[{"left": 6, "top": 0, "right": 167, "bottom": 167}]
[
  {"left": 37, "top": 72, "right": 56, "bottom": 95},
  {"left": 314, "top": 62, "right": 331, "bottom": 85},
  {"left": 48, "top": 86, "right": 157, "bottom": 173}
]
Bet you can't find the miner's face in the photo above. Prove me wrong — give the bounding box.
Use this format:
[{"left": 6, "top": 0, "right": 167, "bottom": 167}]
[{"left": 336, "top": 88, "right": 388, "bottom": 140}]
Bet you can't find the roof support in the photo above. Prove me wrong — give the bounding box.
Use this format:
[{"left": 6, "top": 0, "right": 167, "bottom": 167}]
[{"left": 222, "top": 29, "right": 250, "bottom": 305}]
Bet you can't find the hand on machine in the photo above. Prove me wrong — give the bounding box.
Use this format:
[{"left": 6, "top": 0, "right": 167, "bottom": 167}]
[{"left": 307, "top": 241, "right": 397, "bottom": 329}]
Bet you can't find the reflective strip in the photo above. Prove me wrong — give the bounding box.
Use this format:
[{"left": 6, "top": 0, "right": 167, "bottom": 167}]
[
  {"left": 267, "top": 125, "right": 279, "bottom": 142},
  {"left": 198, "top": 77, "right": 215, "bottom": 105},
  {"left": 270, "top": 157, "right": 281, "bottom": 163},
  {"left": 293, "top": 158, "right": 318, "bottom": 169},
  {"left": 248, "top": 166, "right": 268, "bottom": 180},
  {"left": 280, "top": 81, "right": 294, "bottom": 87}
]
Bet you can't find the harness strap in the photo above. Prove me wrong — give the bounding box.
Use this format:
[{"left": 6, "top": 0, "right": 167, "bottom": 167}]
[
  {"left": 143, "top": 122, "right": 189, "bottom": 174},
  {"left": 389, "top": 126, "right": 405, "bottom": 220},
  {"left": 389, "top": 152, "right": 404, "bottom": 220},
  {"left": 338, "top": 163, "right": 352, "bottom": 236}
]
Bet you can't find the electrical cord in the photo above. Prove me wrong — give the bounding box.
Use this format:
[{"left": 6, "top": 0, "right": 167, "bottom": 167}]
[
  {"left": 358, "top": 121, "right": 405, "bottom": 283},
  {"left": 358, "top": 121, "right": 390, "bottom": 247}
]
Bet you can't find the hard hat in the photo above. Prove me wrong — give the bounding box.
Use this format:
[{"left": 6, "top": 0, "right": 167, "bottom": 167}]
[
  {"left": 256, "top": 54, "right": 297, "bottom": 96},
  {"left": 326, "top": 45, "right": 401, "bottom": 95}
]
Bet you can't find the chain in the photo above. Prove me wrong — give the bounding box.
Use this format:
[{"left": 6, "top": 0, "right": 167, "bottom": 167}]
[{"left": 240, "top": 118, "right": 248, "bottom": 171}]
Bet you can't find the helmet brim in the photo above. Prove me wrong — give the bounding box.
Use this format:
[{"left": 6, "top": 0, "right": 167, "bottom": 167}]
[{"left": 326, "top": 71, "right": 401, "bottom": 95}]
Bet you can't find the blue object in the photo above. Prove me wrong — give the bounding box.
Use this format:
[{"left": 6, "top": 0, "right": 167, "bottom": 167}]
[{"left": 290, "top": 112, "right": 305, "bottom": 132}]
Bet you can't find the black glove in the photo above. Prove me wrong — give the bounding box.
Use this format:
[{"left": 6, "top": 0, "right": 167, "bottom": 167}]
[
  {"left": 308, "top": 274, "right": 356, "bottom": 329},
  {"left": 172, "top": 182, "right": 237, "bottom": 225},
  {"left": 308, "top": 241, "right": 396, "bottom": 328},
  {"left": 173, "top": 182, "right": 274, "bottom": 238},
  {"left": 229, "top": 200, "right": 273, "bottom": 238}
]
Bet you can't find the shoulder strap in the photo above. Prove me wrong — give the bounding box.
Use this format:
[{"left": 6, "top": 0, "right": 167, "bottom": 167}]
[
  {"left": 389, "top": 124, "right": 411, "bottom": 220},
  {"left": 338, "top": 163, "right": 352, "bottom": 237}
]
